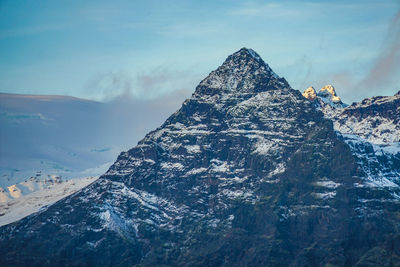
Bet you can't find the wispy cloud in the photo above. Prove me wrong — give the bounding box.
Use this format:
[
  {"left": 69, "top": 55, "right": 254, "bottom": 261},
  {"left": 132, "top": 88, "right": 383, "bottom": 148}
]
[
  {"left": 354, "top": 11, "right": 400, "bottom": 94},
  {"left": 295, "top": 9, "right": 400, "bottom": 102},
  {"left": 328, "top": 10, "right": 400, "bottom": 102},
  {"left": 84, "top": 67, "right": 199, "bottom": 101},
  {"left": 82, "top": 66, "right": 197, "bottom": 150},
  {"left": 102, "top": 88, "right": 193, "bottom": 150},
  {"left": 84, "top": 71, "right": 133, "bottom": 101}
]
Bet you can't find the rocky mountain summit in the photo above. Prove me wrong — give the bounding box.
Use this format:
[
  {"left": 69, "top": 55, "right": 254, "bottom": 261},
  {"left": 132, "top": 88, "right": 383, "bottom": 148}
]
[
  {"left": 1, "top": 48, "right": 399, "bottom": 266},
  {"left": 302, "top": 86, "right": 317, "bottom": 101},
  {"left": 303, "top": 86, "right": 399, "bottom": 143},
  {"left": 303, "top": 86, "right": 400, "bottom": 189},
  {"left": 302, "top": 85, "right": 347, "bottom": 118}
]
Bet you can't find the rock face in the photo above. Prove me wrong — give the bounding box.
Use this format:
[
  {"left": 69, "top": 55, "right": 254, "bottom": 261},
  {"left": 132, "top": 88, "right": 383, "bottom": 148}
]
[
  {"left": 303, "top": 86, "right": 400, "bottom": 189},
  {"left": 1, "top": 48, "right": 400, "bottom": 266},
  {"left": 318, "top": 85, "right": 342, "bottom": 104},
  {"left": 337, "top": 93, "right": 400, "bottom": 144},
  {"left": 302, "top": 86, "right": 317, "bottom": 101},
  {"left": 334, "top": 92, "right": 400, "bottom": 190}
]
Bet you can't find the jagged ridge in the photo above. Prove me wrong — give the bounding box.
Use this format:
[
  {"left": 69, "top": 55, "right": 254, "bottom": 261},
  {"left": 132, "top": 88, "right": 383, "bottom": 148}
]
[
  {"left": 302, "top": 86, "right": 400, "bottom": 188},
  {"left": 0, "top": 49, "right": 399, "bottom": 266}
]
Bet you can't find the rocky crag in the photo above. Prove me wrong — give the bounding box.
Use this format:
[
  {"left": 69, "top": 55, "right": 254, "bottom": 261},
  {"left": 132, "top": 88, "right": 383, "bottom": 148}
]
[{"left": 0, "top": 48, "right": 399, "bottom": 266}]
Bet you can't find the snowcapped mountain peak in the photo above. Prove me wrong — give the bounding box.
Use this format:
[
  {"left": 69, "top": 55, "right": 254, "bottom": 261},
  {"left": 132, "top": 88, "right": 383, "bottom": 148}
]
[
  {"left": 303, "top": 84, "right": 347, "bottom": 110},
  {"left": 195, "top": 48, "right": 289, "bottom": 97},
  {"left": 318, "top": 85, "right": 341, "bottom": 103},
  {"left": 238, "top": 47, "right": 262, "bottom": 61},
  {"left": 2, "top": 49, "right": 400, "bottom": 266},
  {"left": 224, "top": 47, "right": 274, "bottom": 74},
  {"left": 302, "top": 86, "right": 317, "bottom": 100}
]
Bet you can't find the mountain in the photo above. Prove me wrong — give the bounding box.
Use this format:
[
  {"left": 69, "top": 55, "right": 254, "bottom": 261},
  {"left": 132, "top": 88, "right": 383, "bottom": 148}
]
[
  {"left": 333, "top": 92, "right": 400, "bottom": 189},
  {"left": 335, "top": 91, "right": 400, "bottom": 144},
  {"left": 302, "top": 85, "right": 347, "bottom": 119},
  {"left": 1, "top": 48, "right": 399, "bottom": 266},
  {"left": 0, "top": 93, "right": 113, "bottom": 187},
  {"left": 0, "top": 92, "right": 184, "bottom": 188},
  {"left": 0, "top": 176, "right": 98, "bottom": 227},
  {"left": 303, "top": 86, "right": 400, "bottom": 188}
]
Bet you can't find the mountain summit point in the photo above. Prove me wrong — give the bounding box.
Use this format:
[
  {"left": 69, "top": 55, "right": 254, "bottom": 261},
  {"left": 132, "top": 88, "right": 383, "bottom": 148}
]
[
  {"left": 0, "top": 48, "right": 399, "bottom": 266},
  {"left": 195, "top": 48, "right": 289, "bottom": 96}
]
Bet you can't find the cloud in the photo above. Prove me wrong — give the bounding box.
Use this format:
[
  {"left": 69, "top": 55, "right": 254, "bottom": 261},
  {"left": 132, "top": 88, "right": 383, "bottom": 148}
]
[
  {"left": 303, "top": 10, "right": 400, "bottom": 102},
  {"left": 84, "top": 71, "right": 133, "bottom": 101},
  {"left": 101, "top": 88, "right": 192, "bottom": 150},
  {"left": 135, "top": 67, "right": 193, "bottom": 97},
  {"left": 355, "top": 11, "right": 400, "bottom": 93},
  {"left": 84, "top": 66, "right": 200, "bottom": 102},
  {"left": 82, "top": 66, "right": 200, "bottom": 149}
]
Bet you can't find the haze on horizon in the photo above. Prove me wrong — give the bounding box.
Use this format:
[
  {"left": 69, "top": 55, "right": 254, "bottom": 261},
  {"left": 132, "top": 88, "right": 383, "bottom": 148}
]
[{"left": 0, "top": 0, "right": 399, "bottom": 105}]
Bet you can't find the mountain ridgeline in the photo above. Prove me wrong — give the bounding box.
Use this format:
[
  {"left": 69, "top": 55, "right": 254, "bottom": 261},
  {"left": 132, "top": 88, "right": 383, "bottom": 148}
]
[{"left": 0, "top": 48, "right": 399, "bottom": 266}]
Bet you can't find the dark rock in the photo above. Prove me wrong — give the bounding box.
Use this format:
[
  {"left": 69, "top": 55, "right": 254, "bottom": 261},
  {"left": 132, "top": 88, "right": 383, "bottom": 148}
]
[{"left": 0, "top": 48, "right": 399, "bottom": 266}]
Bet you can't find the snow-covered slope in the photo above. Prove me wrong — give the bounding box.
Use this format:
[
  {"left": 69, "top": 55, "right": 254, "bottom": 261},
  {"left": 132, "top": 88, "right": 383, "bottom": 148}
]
[
  {"left": 303, "top": 87, "right": 400, "bottom": 188},
  {"left": 0, "top": 94, "right": 114, "bottom": 187},
  {"left": 335, "top": 91, "right": 400, "bottom": 144},
  {"left": 0, "top": 48, "right": 399, "bottom": 266},
  {"left": 0, "top": 176, "right": 98, "bottom": 226},
  {"left": 302, "top": 85, "right": 346, "bottom": 119},
  {"left": 0, "top": 93, "right": 185, "bottom": 188}
]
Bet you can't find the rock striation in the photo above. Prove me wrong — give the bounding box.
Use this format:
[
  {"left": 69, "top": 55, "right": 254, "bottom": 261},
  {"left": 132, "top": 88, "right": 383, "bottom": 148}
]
[{"left": 0, "top": 48, "right": 399, "bottom": 266}]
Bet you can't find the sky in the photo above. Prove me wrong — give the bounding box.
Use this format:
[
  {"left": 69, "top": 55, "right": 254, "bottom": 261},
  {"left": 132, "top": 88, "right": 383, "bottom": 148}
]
[{"left": 0, "top": 0, "right": 399, "bottom": 104}]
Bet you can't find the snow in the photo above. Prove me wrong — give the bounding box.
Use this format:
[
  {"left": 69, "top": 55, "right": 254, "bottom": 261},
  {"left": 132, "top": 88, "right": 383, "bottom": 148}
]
[
  {"left": 220, "top": 188, "right": 254, "bottom": 200},
  {"left": 309, "top": 87, "right": 399, "bottom": 189},
  {"left": 208, "top": 218, "right": 220, "bottom": 228},
  {"left": 380, "top": 143, "right": 400, "bottom": 155},
  {"left": 317, "top": 85, "right": 344, "bottom": 104},
  {"left": 335, "top": 116, "right": 399, "bottom": 145},
  {"left": 161, "top": 162, "right": 185, "bottom": 171},
  {"left": 196, "top": 48, "right": 285, "bottom": 95},
  {"left": 211, "top": 159, "right": 230, "bottom": 173},
  {"left": 339, "top": 133, "right": 399, "bottom": 188},
  {"left": 7, "top": 184, "right": 22, "bottom": 199},
  {"left": 302, "top": 86, "right": 317, "bottom": 101},
  {"left": 253, "top": 139, "right": 277, "bottom": 155},
  {"left": 185, "top": 145, "right": 201, "bottom": 154},
  {"left": 314, "top": 191, "right": 337, "bottom": 199},
  {"left": 0, "top": 176, "right": 98, "bottom": 226},
  {"left": 267, "top": 163, "right": 286, "bottom": 178},
  {"left": 94, "top": 181, "right": 193, "bottom": 234},
  {"left": 185, "top": 167, "right": 207, "bottom": 176},
  {"left": 0, "top": 94, "right": 130, "bottom": 188},
  {"left": 314, "top": 180, "right": 341, "bottom": 189},
  {"left": 247, "top": 48, "right": 261, "bottom": 61}
]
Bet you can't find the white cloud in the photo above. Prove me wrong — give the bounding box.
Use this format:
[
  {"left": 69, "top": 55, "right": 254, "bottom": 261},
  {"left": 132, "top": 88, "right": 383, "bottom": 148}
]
[{"left": 84, "top": 66, "right": 200, "bottom": 101}]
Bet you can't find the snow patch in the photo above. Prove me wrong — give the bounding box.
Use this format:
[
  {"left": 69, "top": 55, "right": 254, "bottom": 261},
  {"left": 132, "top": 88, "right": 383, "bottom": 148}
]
[
  {"left": 0, "top": 176, "right": 98, "bottom": 226},
  {"left": 185, "top": 145, "right": 201, "bottom": 154}
]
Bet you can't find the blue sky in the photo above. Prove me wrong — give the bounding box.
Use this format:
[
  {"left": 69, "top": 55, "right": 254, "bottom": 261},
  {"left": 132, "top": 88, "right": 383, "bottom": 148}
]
[{"left": 0, "top": 0, "right": 399, "bottom": 103}]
